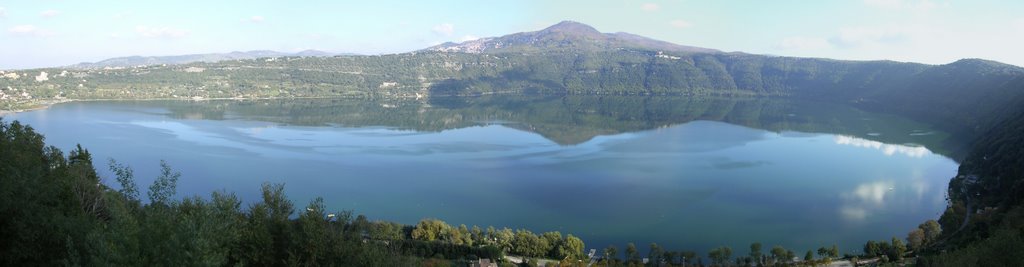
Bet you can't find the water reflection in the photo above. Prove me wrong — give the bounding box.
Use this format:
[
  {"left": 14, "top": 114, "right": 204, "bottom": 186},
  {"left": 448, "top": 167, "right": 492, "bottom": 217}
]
[
  {"left": 834, "top": 135, "right": 930, "bottom": 158},
  {"left": 139, "top": 95, "right": 960, "bottom": 157}
]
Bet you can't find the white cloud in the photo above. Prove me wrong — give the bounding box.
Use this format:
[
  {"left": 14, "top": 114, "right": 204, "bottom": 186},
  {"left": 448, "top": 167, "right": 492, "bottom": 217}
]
[
  {"left": 669, "top": 19, "right": 692, "bottom": 29},
  {"left": 777, "top": 36, "right": 832, "bottom": 50},
  {"left": 8, "top": 25, "right": 55, "bottom": 37},
  {"left": 863, "top": 0, "right": 939, "bottom": 12},
  {"left": 459, "top": 35, "right": 480, "bottom": 42},
  {"left": 135, "top": 25, "right": 189, "bottom": 38},
  {"left": 432, "top": 23, "right": 454, "bottom": 36},
  {"left": 40, "top": 9, "right": 60, "bottom": 18},
  {"left": 0, "top": 7, "right": 7, "bottom": 18},
  {"left": 640, "top": 3, "right": 660, "bottom": 12}
]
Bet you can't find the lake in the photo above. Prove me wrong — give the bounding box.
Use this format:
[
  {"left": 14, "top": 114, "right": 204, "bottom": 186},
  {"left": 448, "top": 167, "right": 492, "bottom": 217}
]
[{"left": 5, "top": 96, "right": 958, "bottom": 256}]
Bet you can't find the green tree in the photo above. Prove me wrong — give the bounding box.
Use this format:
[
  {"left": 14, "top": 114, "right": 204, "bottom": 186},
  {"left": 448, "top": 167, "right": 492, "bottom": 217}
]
[
  {"left": 891, "top": 237, "right": 906, "bottom": 261},
  {"left": 863, "top": 240, "right": 880, "bottom": 257},
  {"left": 625, "top": 242, "right": 641, "bottom": 264},
  {"left": 919, "top": 220, "right": 942, "bottom": 245},
  {"left": 771, "top": 245, "right": 787, "bottom": 264},
  {"left": 648, "top": 243, "right": 664, "bottom": 264},
  {"left": 148, "top": 160, "right": 180, "bottom": 205},
  {"left": 561, "top": 235, "right": 585, "bottom": 260},
  {"left": 541, "top": 231, "right": 562, "bottom": 258},
  {"left": 749, "top": 242, "right": 763, "bottom": 265},
  {"left": 907, "top": 228, "right": 926, "bottom": 250},
  {"left": 804, "top": 250, "right": 814, "bottom": 261},
  {"left": 603, "top": 245, "right": 619, "bottom": 264},
  {"left": 708, "top": 246, "right": 732, "bottom": 266},
  {"left": 410, "top": 219, "right": 452, "bottom": 242},
  {"left": 681, "top": 251, "right": 697, "bottom": 265}
]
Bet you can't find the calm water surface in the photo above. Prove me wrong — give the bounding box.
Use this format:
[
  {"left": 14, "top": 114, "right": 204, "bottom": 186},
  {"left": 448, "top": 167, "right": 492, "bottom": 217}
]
[{"left": 7, "top": 96, "right": 958, "bottom": 255}]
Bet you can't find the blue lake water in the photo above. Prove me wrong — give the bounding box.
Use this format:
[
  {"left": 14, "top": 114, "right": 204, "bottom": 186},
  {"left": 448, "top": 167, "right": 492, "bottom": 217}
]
[{"left": 5, "top": 96, "right": 958, "bottom": 255}]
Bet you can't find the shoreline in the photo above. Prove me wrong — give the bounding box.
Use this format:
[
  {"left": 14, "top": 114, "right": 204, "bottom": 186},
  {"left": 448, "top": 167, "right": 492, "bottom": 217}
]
[{"left": 0, "top": 95, "right": 390, "bottom": 116}]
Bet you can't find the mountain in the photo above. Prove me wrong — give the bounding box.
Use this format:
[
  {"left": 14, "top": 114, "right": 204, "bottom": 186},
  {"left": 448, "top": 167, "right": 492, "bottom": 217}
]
[
  {"left": 425, "top": 20, "right": 719, "bottom": 54},
  {"left": 68, "top": 50, "right": 344, "bottom": 69}
]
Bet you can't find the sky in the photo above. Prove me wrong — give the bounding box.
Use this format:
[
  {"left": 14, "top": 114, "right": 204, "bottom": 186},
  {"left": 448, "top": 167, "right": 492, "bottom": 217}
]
[{"left": 2, "top": 0, "right": 1023, "bottom": 69}]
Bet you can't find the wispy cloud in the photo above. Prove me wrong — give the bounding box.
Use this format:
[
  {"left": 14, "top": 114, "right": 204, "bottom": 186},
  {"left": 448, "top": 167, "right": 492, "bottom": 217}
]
[
  {"left": 8, "top": 25, "right": 55, "bottom": 37},
  {"left": 40, "top": 9, "right": 60, "bottom": 18},
  {"left": 640, "top": 3, "right": 660, "bottom": 12},
  {"left": 432, "top": 23, "right": 454, "bottom": 36},
  {"left": 135, "top": 25, "right": 189, "bottom": 39},
  {"left": 669, "top": 19, "right": 692, "bottom": 29},
  {"left": 0, "top": 7, "right": 7, "bottom": 19}
]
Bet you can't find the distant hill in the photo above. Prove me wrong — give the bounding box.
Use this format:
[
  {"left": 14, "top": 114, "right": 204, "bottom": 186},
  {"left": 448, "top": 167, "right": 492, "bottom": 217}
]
[
  {"left": 68, "top": 50, "right": 345, "bottom": 69},
  {"left": 425, "top": 20, "right": 719, "bottom": 54}
]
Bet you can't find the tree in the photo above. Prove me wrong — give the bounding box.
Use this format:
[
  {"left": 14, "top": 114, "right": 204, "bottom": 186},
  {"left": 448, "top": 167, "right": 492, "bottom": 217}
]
[
  {"left": 863, "top": 240, "right": 880, "bottom": 257},
  {"left": 561, "top": 235, "right": 585, "bottom": 260},
  {"left": 750, "top": 242, "right": 763, "bottom": 265},
  {"left": 512, "top": 230, "right": 544, "bottom": 257},
  {"left": 920, "top": 220, "right": 942, "bottom": 245},
  {"left": 603, "top": 245, "right": 619, "bottom": 263},
  {"left": 771, "top": 245, "right": 787, "bottom": 263},
  {"left": 681, "top": 251, "right": 697, "bottom": 265},
  {"left": 804, "top": 250, "right": 814, "bottom": 261},
  {"left": 410, "top": 219, "right": 451, "bottom": 242},
  {"left": 541, "top": 231, "right": 562, "bottom": 258},
  {"left": 649, "top": 243, "right": 664, "bottom": 264},
  {"left": 708, "top": 246, "right": 733, "bottom": 265},
  {"left": 891, "top": 237, "right": 906, "bottom": 261},
  {"left": 625, "top": 243, "right": 641, "bottom": 264},
  {"left": 907, "top": 228, "right": 926, "bottom": 250},
  {"left": 148, "top": 160, "right": 180, "bottom": 205},
  {"left": 829, "top": 244, "right": 839, "bottom": 258}
]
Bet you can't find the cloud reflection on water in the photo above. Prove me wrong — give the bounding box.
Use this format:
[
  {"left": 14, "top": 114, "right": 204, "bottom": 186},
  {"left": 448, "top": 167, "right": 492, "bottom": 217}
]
[{"left": 833, "top": 135, "right": 930, "bottom": 157}]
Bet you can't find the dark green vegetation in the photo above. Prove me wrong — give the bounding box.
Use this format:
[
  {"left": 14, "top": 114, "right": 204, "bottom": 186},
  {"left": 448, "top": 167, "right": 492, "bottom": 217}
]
[{"left": 911, "top": 93, "right": 1024, "bottom": 266}]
